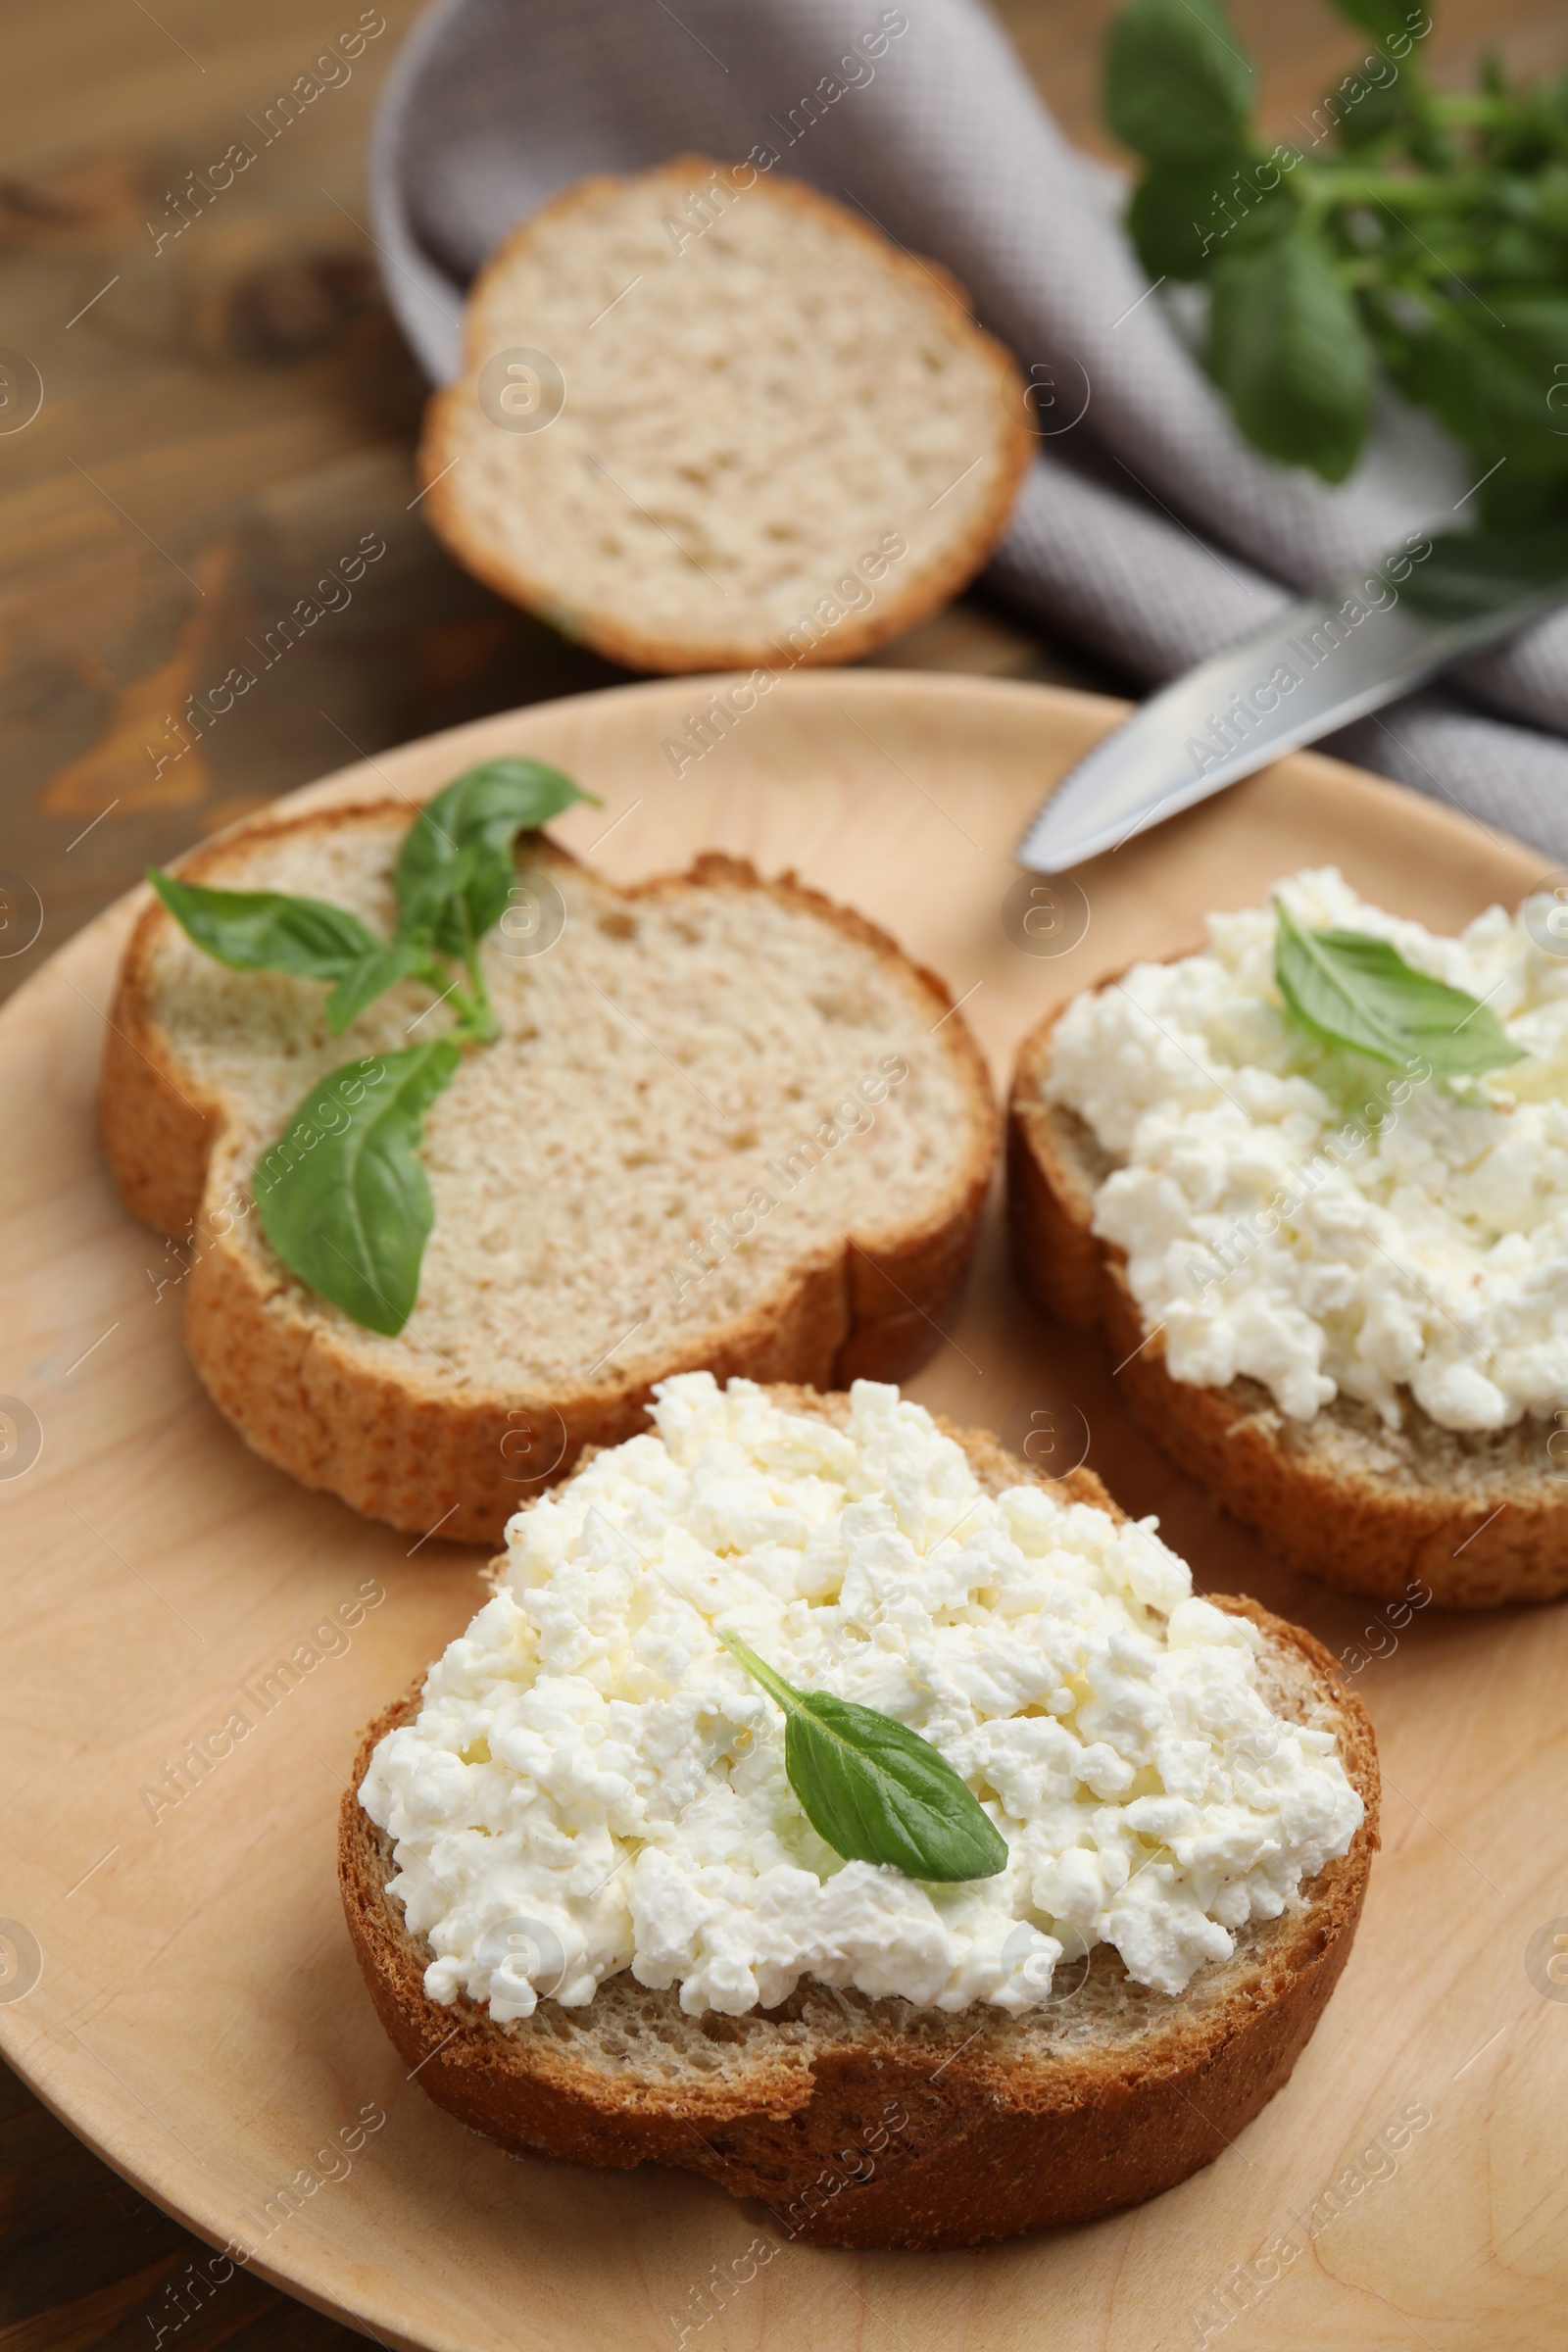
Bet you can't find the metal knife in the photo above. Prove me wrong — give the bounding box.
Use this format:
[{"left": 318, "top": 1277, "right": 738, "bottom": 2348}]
[{"left": 1015, "top": 526, "right": 1568, "bottom": 872}]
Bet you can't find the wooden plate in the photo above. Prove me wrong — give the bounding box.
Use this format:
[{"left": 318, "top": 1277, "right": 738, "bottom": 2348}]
[{"left": 3, "top": 672, "right": 1564, "bottom": 2352}]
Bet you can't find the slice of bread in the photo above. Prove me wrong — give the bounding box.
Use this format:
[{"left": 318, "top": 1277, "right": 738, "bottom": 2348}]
[
  {"left": 338, "top": 1388, "right": 1378, "bottom": 2251},
  {"left": 1010, "top": 1003, "right": 1568, "bottom": 1608},
  {"left": 99, "top": 808, "right": 997, "bottom": 1544},
  {"left": 417, "top": 157, "right": 1033, "bottom": 673}
]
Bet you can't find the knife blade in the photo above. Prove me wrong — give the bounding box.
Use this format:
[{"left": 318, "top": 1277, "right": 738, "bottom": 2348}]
[{"left": 1015, "top": 526, "right": 1568, "bottom": 873}]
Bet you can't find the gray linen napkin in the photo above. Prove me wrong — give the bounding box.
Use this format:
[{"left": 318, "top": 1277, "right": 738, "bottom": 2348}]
[{"left": 369, "top": 0, "right": 1568, "bottom": 866}]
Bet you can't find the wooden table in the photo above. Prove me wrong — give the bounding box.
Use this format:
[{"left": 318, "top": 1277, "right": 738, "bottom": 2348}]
[{"left": 2, "top": 2, "right": 1563, "bottom": 2343}]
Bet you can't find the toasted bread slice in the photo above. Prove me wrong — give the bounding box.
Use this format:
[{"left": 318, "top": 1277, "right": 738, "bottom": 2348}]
[
  {"left": 99, "top": 807, "right": 997, "bottom": 1543},
  {"left": 417, "top": 158, "right": 1033, "bottom": 673},
  {"left": 1010, "top": 1004, "right": 1568, "bottom": 1608},
  {"left": 338, "top": 1390, "right": 1377, "bottom": 2250}
]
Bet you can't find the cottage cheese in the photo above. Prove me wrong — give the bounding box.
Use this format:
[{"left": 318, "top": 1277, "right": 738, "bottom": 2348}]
[
  {"left": 1045, "top": 867, "right": 1568, "bottom": 1433},
  {"left": 359, "top": 1374, "right": 1361, "bottom": 2021}
]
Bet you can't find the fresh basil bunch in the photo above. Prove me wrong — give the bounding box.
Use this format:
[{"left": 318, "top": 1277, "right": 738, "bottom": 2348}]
[
  {"left": 721, "top": 1632, "right": 1008, "bottom": 1882},
  {"left": 1274, "top": 899, "right": 1524, "bottom": 1074},
  {"left": 1107, "top": 0, "right": 1568, "bottom": 498},
  {"left": 149, "top": 759, "right": 595, "bottom": 1336}
]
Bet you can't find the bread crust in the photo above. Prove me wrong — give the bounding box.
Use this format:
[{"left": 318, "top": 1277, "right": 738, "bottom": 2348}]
[
  {"left": 417, "top": 159, "right": 1035, "bottom": 675},
  {"left": 337, "top": 1392, "right": 1378, "bottom": 2250},
  {"left": 98, "top": 809, "right": 998, "bottom": 1544},
  {"left": 1009, "top": 1001, "right": 1568, "bottom": 1608}
]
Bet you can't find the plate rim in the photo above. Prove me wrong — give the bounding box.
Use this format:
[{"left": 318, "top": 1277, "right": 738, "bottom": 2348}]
[
  {"left": 1, "top": 670, "right": 1544, "bottom": 1035},
  {"left": 0, "top": 666, "right": 1546, "bottom": 2347}
]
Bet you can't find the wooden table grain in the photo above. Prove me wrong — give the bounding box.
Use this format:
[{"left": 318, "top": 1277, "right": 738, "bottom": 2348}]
[{"left": 2, "top": 2, "right": 1564, "bottom": 2345}]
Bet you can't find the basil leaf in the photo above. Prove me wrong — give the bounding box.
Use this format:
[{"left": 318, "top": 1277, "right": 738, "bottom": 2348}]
[
  {"left": 324, "top": 937, "right": 434, "bottom": 1035},
  {"left": 1105, "top": 0, "right": 1255, "bottom": 168},
  {"left": 150, "top": 869, "right": 381, "bottom": 980},
  {"left": 1207, "top": 230, "right": 1373, "bottom": 480},
  {"left": 1275, "top": 900, "right": 1525, "bottom": 1076},
  {"left": 253, "top": 1043, "right": 461, "bottom": 1335},
  {"left": 720, "top": 1633, "right": 1007, "bottom": 1885},
  {"left": 1128, "top": 158, "right": 1241, "bottom": 279},
  {"left": 421, "top": 756, "right": 597, "bottom": 854},
  {"left": 394, "top": 759, "right": 594, "bottom": 956},
  {"left": 1377, "top": 294, "right": 1568, "bottom": 482},
  {"left": 1127, "top": 158, "right": 1298, "bottom": 280}
]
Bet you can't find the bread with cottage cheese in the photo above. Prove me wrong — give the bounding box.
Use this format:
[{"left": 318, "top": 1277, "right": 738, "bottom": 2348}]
[
  {"left": 1010, "top": 999, "right": 1568, "bottom": 1609},
  {"left": 337, "top": 1386, "right": 1378, "bottom": 2250},
  {"left": 416, "top": 159, "right": 1034, "bottom": 673},
  {"left": 98, "top": 803, "right": 997, "bottom": 1544}
]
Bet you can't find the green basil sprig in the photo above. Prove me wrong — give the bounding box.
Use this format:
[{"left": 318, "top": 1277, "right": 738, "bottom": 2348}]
[
  {"left": 1274, "top": 898, "right": 1524, "bottom": 1076},
  {"left": 1106, "top": 0, "right": 1252, "bottom": 170},
  {"left": 150, "top": 757, "right": 595, "bottom": 1333},
  {"left": 720, "top": 1632, "right": 1008, "bottom": 1884},
  {"left": 1106, "top": 0, "right": 1568, "bottom": 503}
]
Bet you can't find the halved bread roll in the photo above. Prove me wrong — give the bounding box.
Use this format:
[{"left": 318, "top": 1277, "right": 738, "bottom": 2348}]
[
  {"left": 339, "top": 1387, "right": 1377, "bottom": 2249},
  {"left": 99, "top": 806, "right": 997, "bottom": 1543},
  {"left": 1010, "top": 1000, "right": 1568, "bottom": 1608},
  {"left": 417, "top": 158, "right": 1034, "bottom": 673}
]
